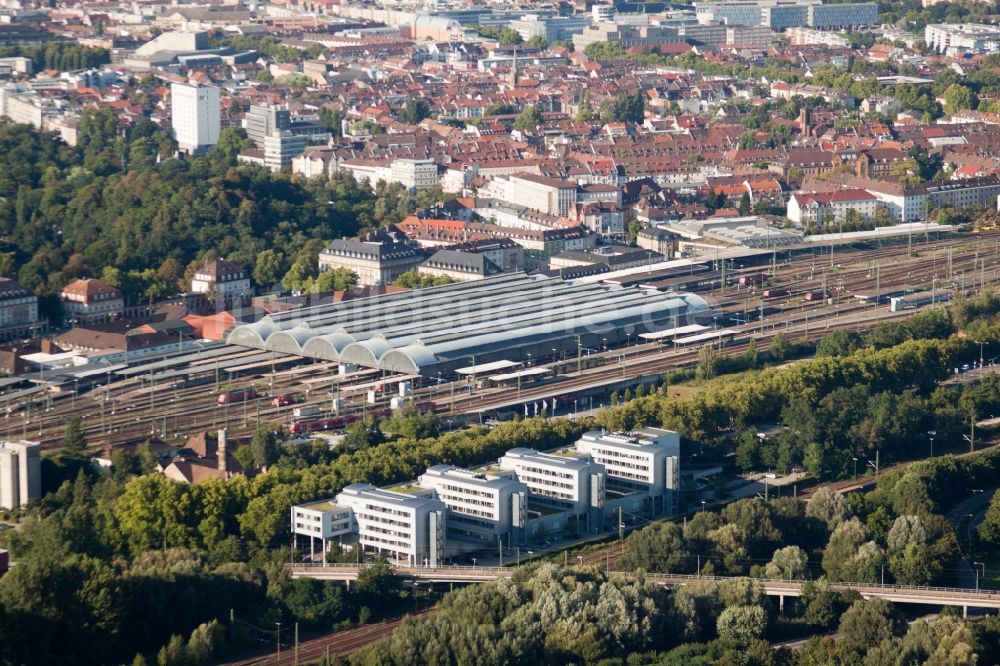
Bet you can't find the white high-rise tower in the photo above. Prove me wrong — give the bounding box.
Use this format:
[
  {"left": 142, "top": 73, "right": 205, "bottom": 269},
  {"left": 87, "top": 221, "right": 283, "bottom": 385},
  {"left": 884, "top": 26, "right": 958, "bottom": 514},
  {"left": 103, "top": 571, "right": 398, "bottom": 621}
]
[{"left": 171, "top": 82, "right": 220, "bottom": 154}]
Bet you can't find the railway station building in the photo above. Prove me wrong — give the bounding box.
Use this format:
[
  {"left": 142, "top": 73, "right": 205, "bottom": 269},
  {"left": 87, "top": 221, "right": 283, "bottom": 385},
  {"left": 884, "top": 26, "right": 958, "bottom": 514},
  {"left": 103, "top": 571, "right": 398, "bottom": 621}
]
[{"left": 228, "top": 273, "right": 710, "bottom": 378}]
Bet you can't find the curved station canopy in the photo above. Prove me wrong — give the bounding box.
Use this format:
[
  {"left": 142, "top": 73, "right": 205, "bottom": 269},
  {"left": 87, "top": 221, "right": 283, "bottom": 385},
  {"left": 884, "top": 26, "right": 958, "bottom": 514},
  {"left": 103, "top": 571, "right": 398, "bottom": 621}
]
[{"left": 228, "top": 274, "right": 710, "bottom": 375}]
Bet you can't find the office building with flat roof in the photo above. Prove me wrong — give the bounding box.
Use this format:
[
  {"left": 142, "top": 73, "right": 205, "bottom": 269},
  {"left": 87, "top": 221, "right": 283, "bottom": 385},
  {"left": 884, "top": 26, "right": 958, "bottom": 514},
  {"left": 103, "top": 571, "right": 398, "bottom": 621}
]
[
  {"left": 335, "top": 483, "right": 446, "bottom": 567},
  {"left": 925, "top": 23, "right": 1000, "bottom": 54},
  {"left": 498, "top": 447, "right": 606, "bottom": 532},
  {"left": 574, "top": 428, "right": 681, "bottom": 515},
  {"left": 417, "top": 464, "right": 529, "bottom": 544},
  {"left": 171, "top": 82, "right": 220, "bottom": 154},
  {"left": 695, "top": 0, "right": 875, "bottom": 29},
  {"left": 291, "top": 499, "right": 354, "bottom": 561}
]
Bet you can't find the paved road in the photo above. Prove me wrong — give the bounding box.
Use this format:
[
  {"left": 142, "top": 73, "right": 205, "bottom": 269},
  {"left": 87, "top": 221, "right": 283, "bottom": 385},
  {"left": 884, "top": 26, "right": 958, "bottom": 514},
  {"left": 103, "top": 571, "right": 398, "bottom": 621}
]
[{"left": 947, "top": 487, "right": 998, "bottom": 588}]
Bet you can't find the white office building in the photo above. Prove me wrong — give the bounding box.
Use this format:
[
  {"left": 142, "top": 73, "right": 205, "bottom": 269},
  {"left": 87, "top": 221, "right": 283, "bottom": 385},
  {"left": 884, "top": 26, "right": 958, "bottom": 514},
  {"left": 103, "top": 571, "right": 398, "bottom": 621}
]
[
  {"left": 0, "top": 440, "right": 40, "bottom": 510},
  {"left": 926, "top": 23, "right": 1000, "bottom": 54},
  {"left": 338, "top": 483, "right": 446, "bottom": 566},
  {"left": 291, "top": 499, "right": 354, "bottom": 561},
  {"left": 498, "top": 448, "right": 605, "bottom": 532},
  {"left": 263, "top": 131, "right": 308, "bottom": 172},
  {"left": 171, "top": 82, "right": 220, "bottom": 154},
  {"left": 292, "top": 484, "right": 447, "bottom": 566},
  {"left": 417, "top": 464, "right": 529, "bottom": 544},
  {"left": 574, "top": 428, "right": 681, "bottom": 514}
]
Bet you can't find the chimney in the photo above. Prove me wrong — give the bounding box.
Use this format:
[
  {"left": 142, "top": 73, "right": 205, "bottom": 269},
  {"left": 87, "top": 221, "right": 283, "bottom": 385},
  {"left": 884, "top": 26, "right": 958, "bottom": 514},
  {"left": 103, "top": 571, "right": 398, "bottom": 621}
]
[{"left": 217, "top": 428, "right": 227, "bottom": 473}]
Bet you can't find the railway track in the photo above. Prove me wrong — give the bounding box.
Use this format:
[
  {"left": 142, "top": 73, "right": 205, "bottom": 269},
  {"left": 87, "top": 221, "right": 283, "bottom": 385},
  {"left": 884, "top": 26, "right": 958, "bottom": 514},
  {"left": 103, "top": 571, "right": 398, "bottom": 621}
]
[
  {"left": 220, "top": 610, "right": 434, "bottom": 666},
  {"left": 6, "top": 233, "right": 1000, "bottom": 449}
]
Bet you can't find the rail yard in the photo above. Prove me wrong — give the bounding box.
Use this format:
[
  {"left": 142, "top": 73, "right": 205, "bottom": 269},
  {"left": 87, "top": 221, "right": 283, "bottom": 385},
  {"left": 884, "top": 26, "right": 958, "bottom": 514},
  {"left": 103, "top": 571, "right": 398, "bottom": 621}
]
[{"left": 6, "top": 230, "right": 1000, "bottom": 452}]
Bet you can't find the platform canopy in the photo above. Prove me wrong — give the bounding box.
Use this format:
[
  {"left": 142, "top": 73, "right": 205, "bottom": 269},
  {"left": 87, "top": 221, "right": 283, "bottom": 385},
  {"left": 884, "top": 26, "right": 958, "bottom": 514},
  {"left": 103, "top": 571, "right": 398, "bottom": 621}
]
[
  {"left": 454, "top": 360, "right": 519, "bottom": 375},
  {"left": 673, "top": 329, "right": 737, "bottom": 345},
  {"left": 639, "top": 324, "right": 709, "bottom": 341},
  {"left": 487, "top": 367, "right": 552, "bottom": 381}
]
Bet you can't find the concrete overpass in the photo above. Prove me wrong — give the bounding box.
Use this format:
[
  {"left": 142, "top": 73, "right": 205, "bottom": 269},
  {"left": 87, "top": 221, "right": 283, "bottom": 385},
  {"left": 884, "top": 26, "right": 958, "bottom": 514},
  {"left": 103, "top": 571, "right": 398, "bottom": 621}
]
[{"left": 290, "top": 564, "right": 1000, "bottom": 615}]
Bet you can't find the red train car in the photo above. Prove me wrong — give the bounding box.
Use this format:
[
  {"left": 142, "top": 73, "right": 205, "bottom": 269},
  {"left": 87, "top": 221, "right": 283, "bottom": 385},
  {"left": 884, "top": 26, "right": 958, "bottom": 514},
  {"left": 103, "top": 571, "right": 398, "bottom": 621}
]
[
  {"left": 288, "top": 414, "right": 362, "bottom": 434},
  {"left": 218, "top": 387, "right": 257, "bottom": 404}
]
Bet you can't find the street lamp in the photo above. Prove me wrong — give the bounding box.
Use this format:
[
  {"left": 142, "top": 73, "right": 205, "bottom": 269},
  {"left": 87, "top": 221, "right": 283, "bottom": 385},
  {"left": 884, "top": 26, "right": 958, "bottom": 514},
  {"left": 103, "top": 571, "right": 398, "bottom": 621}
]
[
  {"left": 852, "top": 457, "right": 858, "bottom": 479},
  {"left": 975, "top": 561, "right": 986, "bottom": 591},
  {"left": 928, "top": 430, "right": 936, "bottom": 458},
  {"left": 276, "top": 622, "right": 282, "bottom": 658}
]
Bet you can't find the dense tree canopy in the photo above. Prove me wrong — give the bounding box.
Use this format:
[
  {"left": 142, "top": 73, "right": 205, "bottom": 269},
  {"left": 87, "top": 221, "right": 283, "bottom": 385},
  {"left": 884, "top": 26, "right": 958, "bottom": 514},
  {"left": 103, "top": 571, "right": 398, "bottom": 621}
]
[
  {"left": 0, "top": 122, "right": 437, "bottom": 303},
  {"left": 0, "top": 43, "right": 109, "bottom": 71}
]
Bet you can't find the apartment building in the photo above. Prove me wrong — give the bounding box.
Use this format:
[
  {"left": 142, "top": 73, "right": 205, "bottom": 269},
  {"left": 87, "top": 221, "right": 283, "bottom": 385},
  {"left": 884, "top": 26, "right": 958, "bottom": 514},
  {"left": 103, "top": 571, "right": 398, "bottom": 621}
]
[
  {"left": 417, "top": 465, "right": 529, "bottom": 544},
  {"left": 338, "top": 158, "right": 441, "bottom": 192},
  {"left": 574, "top": 428, "right": 681, "bottom": 515},
  {"left": 0, "top": 85, "right": 42, "bottom": 128},
  {"left": 858, "top": 181, "right": 928, "bottom": 222},
  {"left": 927, "top": 176, "right": 1000, "bottom": 209},
  {"left": 0, "top": 440, "right": 40, "bottom": 510},
  {"left": 787, "top": 189, "right": 881, "bottom": 225},
  {"left": 786, "top": 26, "right": 849, "bottom": 46}
]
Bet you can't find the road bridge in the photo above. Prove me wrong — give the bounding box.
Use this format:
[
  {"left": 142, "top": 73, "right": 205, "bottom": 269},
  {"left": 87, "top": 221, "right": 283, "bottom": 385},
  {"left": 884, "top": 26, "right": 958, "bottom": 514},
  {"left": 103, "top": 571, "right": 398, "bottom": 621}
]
[{"left": 290, "top": 564, "right": 1000, "bottom": 615}]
